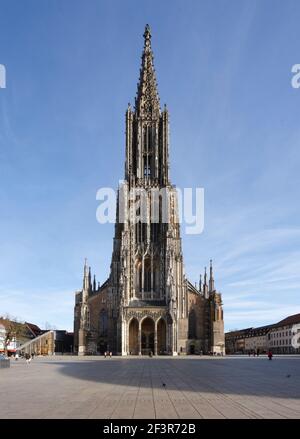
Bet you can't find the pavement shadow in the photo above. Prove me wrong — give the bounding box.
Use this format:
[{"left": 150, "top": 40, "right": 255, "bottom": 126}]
[{"left": 47, "top": 356, "right": 300, "bottom": 399}]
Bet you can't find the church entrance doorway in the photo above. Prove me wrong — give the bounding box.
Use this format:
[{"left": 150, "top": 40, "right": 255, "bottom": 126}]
[
  {"left": 98, "top": 341, "right": 107, "bottom": 354},
  {"left": 157, "top": 318, "right": 166, "bottom": 354},
  {"left": 129, "top": 318, "right": 139, "bottom": 355},
  {"left": 141, "top": 317, "right": 154, "bottom": 355}
]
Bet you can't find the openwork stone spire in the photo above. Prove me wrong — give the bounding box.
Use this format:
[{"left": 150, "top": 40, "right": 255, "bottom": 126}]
[{"left": 135, "top": 24, "right": 160, "bottom": 119}]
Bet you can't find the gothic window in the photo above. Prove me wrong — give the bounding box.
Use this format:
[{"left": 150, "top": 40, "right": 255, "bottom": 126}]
[
  {"left": 188, "top": 309, "right": 197, "bottom": 339},
  {"left": 143, "top": 126, "right": 148, "bottom": 150},
  {"left": 150, "top": 223, "right": 159, "bottom": 242},
  {"left": 152, "top": 259, "right": 159, "bottom": 296},
  {"left": 136, "top": 221, "right": 147, "bottom": 243},
  {"left": 143, "top": 125, "right": 154, "bottom": 178},
  {"left": 148, "top": 126, "right": 152, "bottom": 149},
  {"left": 144, "top": 257, "right": 151, "bottom": 292},
  {"left": 86, "top": 309, "right": 90, "bottom": 331},
  {"left": 136, "top": 222, "right": 141, "bottom": 243},
  {"left": 135, "top": 259, "right": 142, "bottom": 295},
  {"left": 139, "top": 267, "right": 143, "bottom": 292},
  {"left": 144, "top": 162, "right": 151, "bottom": 177},
  {"left": 99, "top": 310, "right": 108, "bottom": 337},
  {"left": 143, "top": 125, "right": 154, "bottom": 151}
]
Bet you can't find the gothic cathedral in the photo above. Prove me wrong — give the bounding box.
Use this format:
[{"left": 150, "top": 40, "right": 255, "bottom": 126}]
[{"left": 73, "top": 25, "right": 225, "bottom": 356}]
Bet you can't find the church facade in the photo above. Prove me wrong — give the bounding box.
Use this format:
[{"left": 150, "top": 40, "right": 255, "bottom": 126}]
[{"left": 73, "top": 25, "right": 225, "bottom": 356}]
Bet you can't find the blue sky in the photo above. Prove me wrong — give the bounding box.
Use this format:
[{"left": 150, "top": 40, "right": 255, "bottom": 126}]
[{"left": 0, "top": 0, "right": 300, "bottom": 331}]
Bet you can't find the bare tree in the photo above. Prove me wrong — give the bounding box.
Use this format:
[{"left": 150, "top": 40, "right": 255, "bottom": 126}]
[{"left": 0, "top": 315, "right": 26, "bottom": 356}]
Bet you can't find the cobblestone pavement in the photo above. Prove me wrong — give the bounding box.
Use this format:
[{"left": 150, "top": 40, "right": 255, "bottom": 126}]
[{"left": 0, "top": 356, "right": 299, "bottom": 419}]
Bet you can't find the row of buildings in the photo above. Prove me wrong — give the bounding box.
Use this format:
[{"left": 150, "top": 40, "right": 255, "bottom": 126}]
[
  {"left": 225, "top": 313, "right": 300, "bottom": 355},
  {"left": 2, "top": 312, "right": 299, "bottom": 357},
  {"left": 0, "top": 319, "right": 41, "bottom": 354},
  {"left": 0, "top": 318, "right": 73, "bottom": 356}
]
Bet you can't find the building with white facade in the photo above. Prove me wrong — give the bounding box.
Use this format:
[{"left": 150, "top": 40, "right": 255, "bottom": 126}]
[{"left": 226, "top": 313, "right": 300, "bottom": 354}]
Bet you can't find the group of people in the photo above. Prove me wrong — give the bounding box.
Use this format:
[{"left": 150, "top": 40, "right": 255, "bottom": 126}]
[
  {"left": 248, "top": 350, "right": 273, "bottom": 360},
  {"left": 14, "top": 352, "right": 35, "bottom": 364},
  {"left": 24, "top": 352, "right": 35, "bottom": 364},
  {"left": 248, "top": 349, "right": 260, "bottom": 357},
  {"left": 103, "top": 351, "right": 112, "bottom": 358}
]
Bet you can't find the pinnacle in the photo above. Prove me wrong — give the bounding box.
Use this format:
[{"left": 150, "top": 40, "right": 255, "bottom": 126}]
[{"left": 135, "top": 25, "right": 160, "bottom": 118}]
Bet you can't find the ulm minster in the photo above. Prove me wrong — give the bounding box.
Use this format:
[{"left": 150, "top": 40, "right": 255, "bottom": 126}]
[{"left": 73, "top": 25, "right": 225, "bottom": 356}]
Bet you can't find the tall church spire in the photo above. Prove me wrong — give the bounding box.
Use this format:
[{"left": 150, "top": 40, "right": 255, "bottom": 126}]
[
  {"left": 82, "top": 259, "right": 91, "bottom": 298},
  {"left": 209, "top": 259, "right": 215, "bottom": 293},
  {"left": 125, "top": 25, "right": 169, "bottom": 185},
  {"left": 88, "top": 266, "right": 92, "bottom": 287},
  {"left": 83, "top": 258, "right": 88, "bottom": 291},
  {"left": 135, "top": 24, "right": 160, "bottom": 119},
  {"left": 203, "top": 267, "right": 208, "bottom": 298}
]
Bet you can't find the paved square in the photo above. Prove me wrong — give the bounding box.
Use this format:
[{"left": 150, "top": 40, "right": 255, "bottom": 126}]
[{"left": 0, "top": 356, "right": 299, "bottom": 419}]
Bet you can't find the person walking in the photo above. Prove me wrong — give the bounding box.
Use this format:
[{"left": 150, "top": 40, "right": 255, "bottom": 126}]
[
  {"left": 268, "top": 350, "right": 273, "bottom": 360},
  {"left": 109, "top": 351, "right": 112, "bottom": 358}
]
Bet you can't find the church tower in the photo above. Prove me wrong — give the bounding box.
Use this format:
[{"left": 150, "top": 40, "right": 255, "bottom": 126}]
[
  {"left": 108, "top": 24, "right": 188, "bottom": 355},
  {"left": 73, "top": 25, "right": 225, "bottom": 356}
]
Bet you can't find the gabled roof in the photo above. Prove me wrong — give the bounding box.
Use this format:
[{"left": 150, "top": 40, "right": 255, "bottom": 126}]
[
  {"left": 90, "top": 277, "right": 109, "bottom": 297},
  {"left": 25, "top": 322, "right": 42, "bottom": 337},
  {"left": 99, "top": 278, "right": 109, "bottom": 291},
  {"left": 275, "top": 313, "right": 300, "bottom": 327},
  {"left": 225, "top": 328, "right": 254, "bottom": 337},
  {"left": 226, "top": 313, "right": 300, "bottom": 337},
  {"left": 187, "top": 280, "right": 200, "bottom": 295}
]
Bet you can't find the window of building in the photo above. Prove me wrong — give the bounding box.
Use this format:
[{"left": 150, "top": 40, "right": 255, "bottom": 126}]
[
  {"left": 144, "top": 258, "right": 151, "bottom": 292},
  {"left": 99, "top": 310, "right": 108, "bottom": 337},
  {"left": 188, "top": 309, "right": 197, "bottom": 339},
  {"left": 144, "top": 163, "right": 151, "bottom": 177},
  {"left": 136, "top": 221, "right": 147, "bottom": 243}
]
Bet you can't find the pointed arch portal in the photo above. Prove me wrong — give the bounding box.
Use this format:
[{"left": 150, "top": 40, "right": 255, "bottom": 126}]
[
  {"left": 129, "top": 318, "right": 139, "bottom": 355},
  {"left": 127, "top": 316, "right": 170, "bottom": 355},
  {"left": 141, "top": 317, "right": 155, "bottom": 355},
  {"left": 157, "top": 318, "right": 167, "bottom": 354}
]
